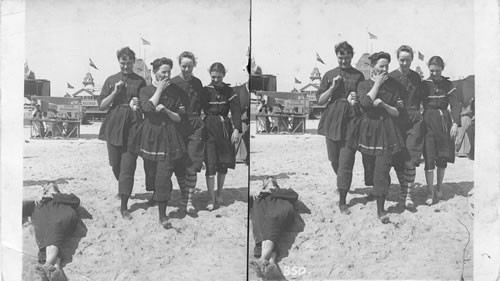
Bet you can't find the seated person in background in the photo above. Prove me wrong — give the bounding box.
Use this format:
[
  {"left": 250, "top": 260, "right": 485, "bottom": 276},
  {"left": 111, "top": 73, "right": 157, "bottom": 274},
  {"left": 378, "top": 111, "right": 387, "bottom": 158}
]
[
  {"left": 455, "top": 96, "right": 474, "bottom": 158},
  {"left": 23, "top": 182, "right": 81, "bottom": 281},
  {"left": 257, "top": 98, "right": 270, "bottom": 132},
  {"left": 249, "top": 177, "right": 298, "bottom": 278}
]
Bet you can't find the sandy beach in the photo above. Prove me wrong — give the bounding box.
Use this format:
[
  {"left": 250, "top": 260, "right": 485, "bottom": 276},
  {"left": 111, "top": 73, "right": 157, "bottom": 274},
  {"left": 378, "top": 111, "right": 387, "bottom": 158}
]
[
  {"left": 249, "top": 119, "right": 473, "bottom": 281},
  {"left": 22, "top": 122, "right": 248, "bottom": 281}
]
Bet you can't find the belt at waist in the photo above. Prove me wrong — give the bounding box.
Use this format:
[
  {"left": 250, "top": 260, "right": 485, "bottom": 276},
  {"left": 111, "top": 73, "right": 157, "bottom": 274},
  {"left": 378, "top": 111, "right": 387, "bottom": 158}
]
[
  {"left": 332, "top": 98, "right": 348, "bottom": 102},
  {"left": 424, "top": 106, "right": 447, "bottom": 111}
]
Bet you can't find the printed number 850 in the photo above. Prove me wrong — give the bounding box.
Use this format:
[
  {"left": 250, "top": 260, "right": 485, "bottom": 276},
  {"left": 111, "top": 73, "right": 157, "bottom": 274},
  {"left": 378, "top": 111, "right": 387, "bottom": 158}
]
[{"left": 283, "top": 266, "right": 306, "bottom": 276}]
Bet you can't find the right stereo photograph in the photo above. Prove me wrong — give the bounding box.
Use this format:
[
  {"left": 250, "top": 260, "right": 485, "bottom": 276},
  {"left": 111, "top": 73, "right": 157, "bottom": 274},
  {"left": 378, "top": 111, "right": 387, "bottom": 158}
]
[{"left": 248, "top": 0, "right": 474, "bottom": 280}]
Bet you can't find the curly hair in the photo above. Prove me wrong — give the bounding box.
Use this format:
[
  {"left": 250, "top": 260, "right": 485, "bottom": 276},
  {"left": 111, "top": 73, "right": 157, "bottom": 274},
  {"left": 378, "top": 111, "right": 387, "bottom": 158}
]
[
  {"left": 150, "top": 57, "right": 173, "bottom": 73},
  {"left": 368, "top": 51, "right": 391, "bottom": 67}
]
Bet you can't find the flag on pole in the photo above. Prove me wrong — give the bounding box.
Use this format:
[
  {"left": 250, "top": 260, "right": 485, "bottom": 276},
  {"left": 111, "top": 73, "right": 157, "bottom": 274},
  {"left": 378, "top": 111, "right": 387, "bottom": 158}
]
[
  {"left": 24, "top": 62, "right": 35, "bottom": 79},
  {"left": 141, "top": 37, "right": 151, "bottom": 45},
  {"left": 89, "top": 58, "right": 99, "bottom": 70},
  {"left": 294, "top": 77, "right": 302, "bottom": 84},
  {"left": 418, "top": 51, "right": 424, "bottom": 61},
  {"left": 316, "top": 52, "right": 325, "bottom": 65},
  {"left": 368, "top": 32, "right": 378, "bottom": 40},
  {"left": 67, "top": 82, "right": 74, "bottom": 89}
]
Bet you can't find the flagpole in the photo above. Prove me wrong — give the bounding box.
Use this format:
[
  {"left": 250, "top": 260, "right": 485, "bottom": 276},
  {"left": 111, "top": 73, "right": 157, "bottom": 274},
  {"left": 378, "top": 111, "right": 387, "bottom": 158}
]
[{"left": 365, "top": 27, "right": 368, "bottom": 53}]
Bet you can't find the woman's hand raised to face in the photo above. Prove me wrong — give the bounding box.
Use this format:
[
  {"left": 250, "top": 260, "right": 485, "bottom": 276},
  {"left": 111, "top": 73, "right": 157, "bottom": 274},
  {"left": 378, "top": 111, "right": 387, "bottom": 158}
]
[
  {"left": 373, "top": 71, "right": 388, "bottom": 86},
  {"left": 157, "top": 77, "right": 171, "bottom": 92}
]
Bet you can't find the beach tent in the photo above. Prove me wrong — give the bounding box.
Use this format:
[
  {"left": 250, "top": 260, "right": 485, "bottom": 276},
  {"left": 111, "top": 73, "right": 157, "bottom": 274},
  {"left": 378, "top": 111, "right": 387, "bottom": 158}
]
[
  {"left": 452, "top": 75, "right": 475, "bottom": 159},
  {"left": 355, "top": 53, "right": 371, "bottom": 79},
  {"left": 232, "top": 83, "right": 250, "bottom": 163},
  {"left": 452, "top": 75, "right": 474, "bottom": 107}
]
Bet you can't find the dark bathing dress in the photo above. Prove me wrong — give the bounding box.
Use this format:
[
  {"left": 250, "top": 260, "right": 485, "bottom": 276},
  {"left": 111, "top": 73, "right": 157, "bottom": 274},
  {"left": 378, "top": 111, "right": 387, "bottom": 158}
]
[
  {"left": 420, "top": 77, "right": 461, "bottom": 170},
  {"left": 22, "top": 194, "right": 81, "bottom": 263},
  {"left": 389, "top": 69, "right": 424, "bottom": 167},
  {"left": 250, "top": 189, "right": 298, "bottom": 246},
  {"left": 171, "top": 75, "right": 206, "bottom": 175},
  {"left": 131, "top": 84, "right": 187, "bottom": 202},
  {"left": 349, "top": 77, "right": 406, "bottom": 197},
  {"left": 98, "top": 72, "right": 146, "bottom": 149},
  {"left": 203, "top": 82, "right": 242, "bottom": 176},
  {"left": 316, "top": 67, "right": 366, "bottom": 190},
  {"left": 97, "top": 72, "right": 147, "bottom": 194}
]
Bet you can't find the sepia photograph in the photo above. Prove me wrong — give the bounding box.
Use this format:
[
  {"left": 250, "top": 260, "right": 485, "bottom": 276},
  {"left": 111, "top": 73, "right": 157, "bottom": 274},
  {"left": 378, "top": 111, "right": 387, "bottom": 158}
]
[
  {"left": 20, "top": 0, "right": 249, "bottom": 280},
  {"left": 249, "top": 0, "right": 475, "bottom": 280}
]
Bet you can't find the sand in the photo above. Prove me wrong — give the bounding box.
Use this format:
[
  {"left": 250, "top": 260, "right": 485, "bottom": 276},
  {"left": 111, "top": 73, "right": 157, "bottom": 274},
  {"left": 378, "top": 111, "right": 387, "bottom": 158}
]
[
  {"left": 249, "top": 119, "right": 473, "bottom": 281},
  {"left": 22, "top": 123, "right": 248, "bottom": 281}
]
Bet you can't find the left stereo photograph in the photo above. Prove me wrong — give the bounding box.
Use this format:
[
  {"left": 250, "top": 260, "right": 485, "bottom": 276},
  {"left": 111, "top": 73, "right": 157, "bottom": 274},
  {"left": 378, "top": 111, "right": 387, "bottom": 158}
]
[{"left": 21, "top": 1, "right": 250, "bottom": 280}]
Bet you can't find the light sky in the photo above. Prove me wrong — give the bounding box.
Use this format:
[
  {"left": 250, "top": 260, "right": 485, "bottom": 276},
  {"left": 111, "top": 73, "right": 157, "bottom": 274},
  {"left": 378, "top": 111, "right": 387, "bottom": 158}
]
[
  {"left": 252, "top": 0, "right": 474, "bottom": 91},
  {"left": 25, "top": 0, "right": 250, "bottom": 96}
]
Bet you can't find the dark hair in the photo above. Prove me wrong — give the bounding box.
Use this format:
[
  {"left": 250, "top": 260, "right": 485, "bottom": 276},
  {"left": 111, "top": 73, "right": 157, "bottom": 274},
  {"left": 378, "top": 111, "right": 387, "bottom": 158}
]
[
  {"left": 209, "top": 62, "right": 226, "bottom": 75},
  {"left": 334, "top": 41, "right": 354, "bottom": 56},
  {"left": 397, "top": 45, "right": 414, "bottom": 59},
  {"left": 428, "top": 56, "right": 445, "bottom": 69},
  {"left": 368, "top": 51, "right": 391, "bottom": 66},
  {"left": 178, "top": 51, "right": 197, "bottom": 66},
  {"left": 116, "top": 47, "right": 136, "bottom": 61},
  {"left": 150, "top": 57, "right": 173, "bottom": 73}
]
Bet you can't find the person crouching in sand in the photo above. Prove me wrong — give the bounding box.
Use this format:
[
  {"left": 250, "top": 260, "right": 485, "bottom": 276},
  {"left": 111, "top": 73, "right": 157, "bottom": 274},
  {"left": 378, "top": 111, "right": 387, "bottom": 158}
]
[
  {"left": 22, "top": 182, "right": 81, "bottom": 281},
  {"left": 249, "top": 177, "right": 298, "bottom": 278}
]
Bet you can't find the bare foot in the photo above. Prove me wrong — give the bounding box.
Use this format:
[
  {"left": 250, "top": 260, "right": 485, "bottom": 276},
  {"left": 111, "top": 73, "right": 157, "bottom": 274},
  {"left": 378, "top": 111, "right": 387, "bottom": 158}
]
[
  {"left": 405, "top": 192, "right": 414, "bottom": 208},
  {"left": 339, "top": 204, "right": 351, "bottom": 215},
  {"left": 50, "top": 268, "right": 68, "bottom": 281},
  {"left": 378, "top": 212, "right": 390, "bottom": 224},
  {"left": 207, "top": 199, "right": 216, "bottom": 211},
  {"left": 250, "top": 259, "right": 270, "bottom": 278},
  {"left": 36, "top": 264, "right": 56, "bottom": 281},
  {"left": 160, "top": 217, "right": 172, "bottom": 229},
  {"left": 186, "top": 200, "right": 196, "bottom": 213},
  {"left": 426, "top": 194, "right": 437, "bottom": 206},
  {"left": 34, "top": 265, "right": 50, "bottom": 281},
  {"left": 120, "top": 210, "right": 132, "bottom": 220}
]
